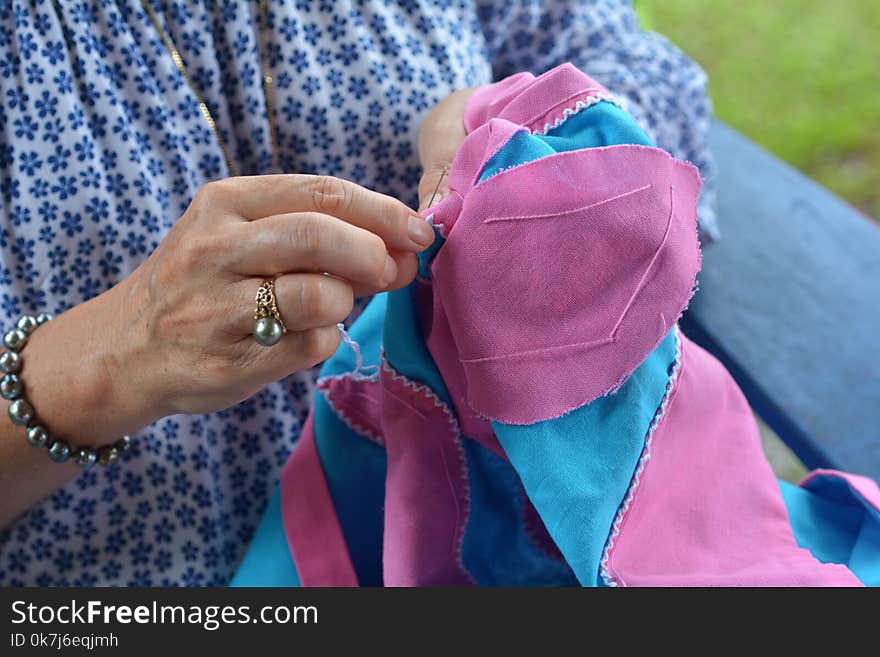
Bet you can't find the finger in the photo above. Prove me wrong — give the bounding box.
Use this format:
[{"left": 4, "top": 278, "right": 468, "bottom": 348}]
[
  {"left": 350, "top": 250, "right": 419, "bottom": 297},
  {"left": 233, "top": 211, "right": 398, "bottom": 288},
  {"left": 418, "top": 166, "right": 451, "bottom": 213},
  {"left": 245, "top": 324, "right": 343, "bottom": 379},
  {"left": 204, "top": 175, "right": 435, "bottom": 251},
  {"left": 233, "top": 274, "right": 354, "bottom": 335}
]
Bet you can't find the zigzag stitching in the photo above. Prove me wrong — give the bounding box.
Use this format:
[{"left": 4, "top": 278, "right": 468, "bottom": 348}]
[
  {"left": 598, "top": 327, "right": 683, "bottom": 587},
  {"left": 316, "top": 375, "right": 384, "bottom": 447},
  {"left": 379, "top": 352, "right": 476, "bottom": 584},
  {"left": 532, "top": 92, "right": 624, "bottom": 136}
]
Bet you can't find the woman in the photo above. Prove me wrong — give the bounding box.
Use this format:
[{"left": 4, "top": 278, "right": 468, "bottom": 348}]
[{"left": 0, "top": 1, "right": 714, "bottom": 586}]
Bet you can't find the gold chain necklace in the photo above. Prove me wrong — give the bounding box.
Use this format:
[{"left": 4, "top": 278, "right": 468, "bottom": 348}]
[{"left": 141, "top": 0, "right": 280, "bottom": 177}]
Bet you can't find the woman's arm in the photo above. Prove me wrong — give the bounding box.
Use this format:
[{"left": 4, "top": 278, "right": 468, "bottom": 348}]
[
  {"left": 1, "top": 174, "right": 436, "bottom": 528},
  {"left": 0, "top": 283, "right": 149, "bottom": 527}
]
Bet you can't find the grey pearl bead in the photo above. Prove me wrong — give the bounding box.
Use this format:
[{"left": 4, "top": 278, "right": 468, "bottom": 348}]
[
  {"left": 115, "top": 435, "right": 133, "bottom": 452},
  {"left": 75, "top": 448, "right": 98, "bottom": 470},
  {"left": 0, "top": 373, "right": 22, "bottom": 400},
  {"left": 0, "top": 350, "right": 21, "bottom": 374},
  {"left": 8, "top": 398, "right": 34, "bottom": 426},
  {"left": 36, "top": 313, "right": 53, "bottom": 325},
  {"left": 3, "top": 328, "right": 27, "bottom": 352},
  {"left": 25, "top": 425, "right": 49, "bottom": 448},
  {"left": 97, "top": 446, "right": 120, "bottom": 466},
  {"left": 16, "top": 315, "right": 38, "bottom": 334},
  {"left": 253, "top": 316, "right": 283, "bottom": 347},
  {"left": 47, "top": 439, "right": 71, "bottom": 463}
]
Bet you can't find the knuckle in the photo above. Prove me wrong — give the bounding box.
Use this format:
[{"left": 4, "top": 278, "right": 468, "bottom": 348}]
[
  {"left": 196, "top": 178, "right": 235, "bottom": 206},
  {"left": 179, "top": 235, "right": 219, "bottom": 270},
  {"left": 297, "top": 277, "right": 326, "bottom": 318},
  {"left": 290, "top": 214, "right": 325, "bottom": 255},
  {"left": 310, "top": 175, "right": 351, "bottom": 214},
  {"left": 375, "top": 199, "right": 399, "bottom": 234}
]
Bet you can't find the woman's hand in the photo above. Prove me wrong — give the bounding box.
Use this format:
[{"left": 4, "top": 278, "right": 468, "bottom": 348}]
[
  {"left": 25, "top": 174, "right": 435, "bottom": 442},
  {"left": 417, "top": 87, "right": 477, "bottom": 212},
  {"left": 1, "top": 174, "right": 433, "bottom": 525},
  {"left": 117, "top": 174, "right": 436, "bottom": 418}
]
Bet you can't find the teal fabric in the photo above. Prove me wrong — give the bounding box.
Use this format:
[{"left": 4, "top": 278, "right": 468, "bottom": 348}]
[
  {"left": 478, "top": 101, "right": 652, "bottom": 183},
  {"left": 313, "top": 295, "right": 389, "bottom": 586},
  {"left": 782, "top": 478, "right": 880, "bottom": 586},
  {"left": 229, "top": 487, "right": 301, "bottom": 587},
  {"left": 312, "top": 393, "right": 387, "bottom": 586},
  {"left": 492, "top": 331, "right": 678, "bottom": 587},
  {"left": 383, "top": 260, "right": 451, "bottom": 405},
  {"left": 384, "top": 241, "right": 452, "bottom": 407},
  {"left": 479, "top": 101, "right": 674, "bottom": 587}
]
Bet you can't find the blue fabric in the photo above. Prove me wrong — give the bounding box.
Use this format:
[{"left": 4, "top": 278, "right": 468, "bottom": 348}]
[
  {"left": 461, "top": 440, "right": 579, "bottom": 586},
  {"left": 782, "top": 478, "right": 880, "bottom": 586},
  {"left": 229, "top": 487, "right": 301, "bottom": 587},
  {"left": 313, "top": 295, "right": 388, "bottom": 586},
  {"left": 478, "top": 101, "right": 652, "bottom": 183},
  {"left": 312, "top": 394, "right": 387, "bottom": 586},
  {"left": 493, "top": 331, "right": 677, "bottom": 586}
]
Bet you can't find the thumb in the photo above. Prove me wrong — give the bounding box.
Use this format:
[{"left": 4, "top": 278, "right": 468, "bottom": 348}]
[{"left": 418, "top": 165, "right": 451, "bottom": 214}]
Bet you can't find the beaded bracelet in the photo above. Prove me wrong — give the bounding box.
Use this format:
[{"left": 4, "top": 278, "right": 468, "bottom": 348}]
[{"left": 1, "top": 313, "right": 132, "bottom": 469}]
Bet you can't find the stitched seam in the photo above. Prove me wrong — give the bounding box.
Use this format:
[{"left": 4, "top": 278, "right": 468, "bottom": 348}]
[
  {"left": 485, "top": 183, "right": 653, "bottom": 223},
  {"left": 379, "top": 353, "right": 476, "bottom": 584},
  {"left": 610, "top": 184, "right": 676, "bottom": 337},
  {"left": 530, "top": 92, "right": 623, "bottom": 135},
  {"left": 459, "top": 336, "right": 616, "bottom": 363},
  {"left": 316, "top": 375, "right": 384, "bottom": 446},
  {"left": 598, "top": 327, "right": 683, "bottom": 587},
  {"left": 469, "top": 143, "right": 676, "bottom": 200}
]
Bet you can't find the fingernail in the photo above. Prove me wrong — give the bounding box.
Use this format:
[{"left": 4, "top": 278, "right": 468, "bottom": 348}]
[
  {"left": 408, "top": 215, "right": 435, "bottom": 248},
  {"left": 381, "top": 254, "right": 398, "bottom": 286}
]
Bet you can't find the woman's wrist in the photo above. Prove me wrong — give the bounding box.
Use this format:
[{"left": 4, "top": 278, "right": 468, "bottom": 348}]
[{"left": 17, "top": 278, "right": 162, "bottom": 450}]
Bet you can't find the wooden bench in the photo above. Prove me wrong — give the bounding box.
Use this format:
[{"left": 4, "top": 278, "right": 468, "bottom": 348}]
[{"left": 680, "top": 121, "right": 880, "bottom": 482}]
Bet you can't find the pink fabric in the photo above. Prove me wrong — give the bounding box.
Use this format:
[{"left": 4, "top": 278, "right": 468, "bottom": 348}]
[
  {"left": 424, "top": 278, "right": 503, "bottom": 456},
  {"left": 318, "top": 374, "right": 384, "bottom": 446},
  {"left": 280, "top": 413, "right": 359, "bottom": 587},
  {"left": 801, "top": 469, "right": 880, "bottom": 515},
  {"left": 379, "top": 358, "right": 474, "bottom": 586},
  {"left": 463, "top": 63, "right": 611, "bottom": 134},
  {"left": 606, "top": 337, "right": 861, "bottom": 586},
  {"left": 421, "top": 63, "right": 703, "bottom": 425},
  {"left": 429, "top": 141, "right": 701, "bottom": 424}
]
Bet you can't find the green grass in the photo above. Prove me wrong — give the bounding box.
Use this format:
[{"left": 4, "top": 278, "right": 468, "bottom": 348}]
[{"left": 639, "top": 0, "right": 880, "bottom": 220}]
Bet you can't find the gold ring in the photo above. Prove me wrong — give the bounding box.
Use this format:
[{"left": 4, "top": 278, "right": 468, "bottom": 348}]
[{"left": 253, "top": 278, "right": 287, "bottom": 347}]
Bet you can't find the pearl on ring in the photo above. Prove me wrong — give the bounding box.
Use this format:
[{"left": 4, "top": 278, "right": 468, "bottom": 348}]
[{"left": 254, "top": 316, "right": 284, "bottom": 347}]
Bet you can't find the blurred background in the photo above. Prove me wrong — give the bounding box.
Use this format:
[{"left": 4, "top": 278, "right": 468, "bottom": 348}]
[
  {"left": 638, "top": 0, "right": 879, "bottom": 223},
  {"left": 638, "top": 1, "right": 880, "bottom": 480}
]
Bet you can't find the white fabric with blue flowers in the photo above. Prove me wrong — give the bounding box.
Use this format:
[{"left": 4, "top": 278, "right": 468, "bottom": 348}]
[{"left": 0, "top": 0, "right": 715, "bottom": 586}]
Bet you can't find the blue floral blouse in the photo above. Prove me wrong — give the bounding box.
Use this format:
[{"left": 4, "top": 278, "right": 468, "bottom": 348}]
[{"left": 0, "top": 0, "right": 715, "bottom": 586}]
